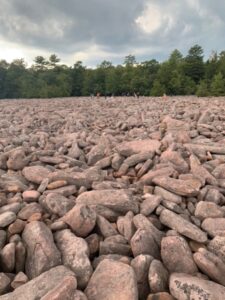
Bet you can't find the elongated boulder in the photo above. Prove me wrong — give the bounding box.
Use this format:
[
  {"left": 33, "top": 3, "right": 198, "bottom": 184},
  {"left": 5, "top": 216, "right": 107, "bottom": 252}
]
[
  {"left": 22, "top": 221, "right": 61, "bottom": 278},
  {"left": 76, "top": 189, "right": 139, "bottom": 214},
  {"left": 116, "top": 139, "right": 161, "bottom": 157},
  {"left": 153, "top": 177, "right": 201, "bottom": 197},
  {"left": 85, "top": 259, "right": 138, "bottom": 300},
  {"left": 22, "top": 166, "right": 52, "bottom": 184},
  {"left": 40, "top": 276, "right": 77, "bottom": 300},
  {"left": 133, "top": 214, "right": 165, "bottom": 246},
  {"left": 140, "top": 167, "right": 176, "bottom": 185},
  {"left": 0, "top": 266, "right": 76, "bottom": 300},
  {"left": 190, "top": 154, "right": 217, "bottom": 186},
  {"left": 160, "top": 209, "right": 207, "bottom": 243},
  {"left": 170, "top": 273, "right": 225, "bottom": 300},
  {"left": 193, "top": 248, "right": 225, "bottom": 286},
  {"left": 55, "top": 229, "right": 92, "bottom": 289}
]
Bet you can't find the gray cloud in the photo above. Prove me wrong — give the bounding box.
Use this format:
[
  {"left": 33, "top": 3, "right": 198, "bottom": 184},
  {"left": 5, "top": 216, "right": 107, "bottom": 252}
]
[{"left": 0, "top": 0, "right": 224, "bottom": 65}]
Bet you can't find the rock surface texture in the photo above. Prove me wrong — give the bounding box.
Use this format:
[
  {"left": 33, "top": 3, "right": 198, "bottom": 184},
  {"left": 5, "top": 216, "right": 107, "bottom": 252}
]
[{"left": 0, "top": 96, "right": 225, "bottom": 299}]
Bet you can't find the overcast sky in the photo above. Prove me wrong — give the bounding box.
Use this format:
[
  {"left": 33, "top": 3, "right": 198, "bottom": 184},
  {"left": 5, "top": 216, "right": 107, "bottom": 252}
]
[{"left": 0, "top": 0, "right": 224, "bottom": 66}]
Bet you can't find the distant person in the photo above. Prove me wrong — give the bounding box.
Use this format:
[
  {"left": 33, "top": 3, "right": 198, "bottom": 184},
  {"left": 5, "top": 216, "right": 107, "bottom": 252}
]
[
  {"left": 163, "top": 93, "right": 167, "bottom": 101},
  {"left": 97, "top": 92, "right": 100, "bottom": 98}
]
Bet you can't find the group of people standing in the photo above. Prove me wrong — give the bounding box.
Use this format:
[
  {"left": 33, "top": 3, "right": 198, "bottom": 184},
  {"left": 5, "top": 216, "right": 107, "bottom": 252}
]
[{"left": 92, "top": 92, "right": 140, "bottom": 99}]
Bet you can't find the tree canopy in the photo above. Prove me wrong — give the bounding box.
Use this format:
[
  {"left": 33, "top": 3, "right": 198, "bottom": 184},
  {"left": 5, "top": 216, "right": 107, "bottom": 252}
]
[{"left": 0, "top": 45, "right": 225, "bottom": 99}]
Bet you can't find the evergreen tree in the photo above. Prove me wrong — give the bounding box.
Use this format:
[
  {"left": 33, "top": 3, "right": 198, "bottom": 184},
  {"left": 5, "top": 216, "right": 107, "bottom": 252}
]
[
  {"left": 150, "top": 80, "right": 165, "bottom": 96},
  {"left": 196, "top": 80, "right": 209, "bottom": 97},
  {"left": 184, "top": 44, "right": 205, "bottom": 83},
  {"left": 210, "top": 72, "right": 225, "bottom": 96}
]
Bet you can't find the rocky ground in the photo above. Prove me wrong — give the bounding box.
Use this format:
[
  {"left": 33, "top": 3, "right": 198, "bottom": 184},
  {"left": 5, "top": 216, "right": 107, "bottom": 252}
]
[{"left": 0, "top": 96, "right": 225, "bottom": 299}]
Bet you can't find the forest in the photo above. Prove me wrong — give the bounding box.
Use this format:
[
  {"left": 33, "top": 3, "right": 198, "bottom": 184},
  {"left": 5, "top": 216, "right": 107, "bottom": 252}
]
[{"left": 0, "top": 44, "right": 225, "bottom": 99}]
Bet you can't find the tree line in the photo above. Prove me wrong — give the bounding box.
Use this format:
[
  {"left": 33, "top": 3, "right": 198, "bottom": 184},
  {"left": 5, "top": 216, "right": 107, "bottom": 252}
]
[{"left": 0, "top": 45, "right": 225, "bottom": 99}]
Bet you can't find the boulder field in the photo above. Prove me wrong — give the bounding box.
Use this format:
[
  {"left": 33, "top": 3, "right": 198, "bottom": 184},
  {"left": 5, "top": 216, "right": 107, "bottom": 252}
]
[{"left": 0, "top": 96, "right": 225, "bottom": 299}]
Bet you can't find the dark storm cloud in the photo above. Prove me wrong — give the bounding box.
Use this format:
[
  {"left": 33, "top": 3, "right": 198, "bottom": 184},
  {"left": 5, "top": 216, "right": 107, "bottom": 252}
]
[
  {"left": 0, "top": 0, "right": 144, "bottom": 51},
  {"left": 0, "top": 0, "right": 224, "bottom": 65}
]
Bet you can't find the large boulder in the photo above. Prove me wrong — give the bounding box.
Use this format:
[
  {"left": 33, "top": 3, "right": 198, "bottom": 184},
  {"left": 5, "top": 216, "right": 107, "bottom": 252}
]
[
  {"left": 85, "top": 259, "right": 138, "bottom": 300},
  {"left": 55, "top": 229, "right": 92, "bottom": 289},
  {"left": 161, "top": 236, "right": 197, "bottom": 274},
  {"left": 160, "top": 209, "right": 207, "bottom": 243},
  {"left": 63, "top": 204, "right": 96, "bottom": 237},
  {"left": 22, "top": 221, "right": 61, "bottom": 278},
  {"left": 0, "top": 266, "right": 76, "bottom": 300},
  {"left": 116, "top": 139, "right": 161, "bottom": 157},
  {"left": 22, "top": 166, "right": 52, "bottom": 184},
  {"left": 76, "top": 189, "right": 139, "bottom": 214},
  {"left": 169, "top": 273, "right": 225, "bottom": 300}
]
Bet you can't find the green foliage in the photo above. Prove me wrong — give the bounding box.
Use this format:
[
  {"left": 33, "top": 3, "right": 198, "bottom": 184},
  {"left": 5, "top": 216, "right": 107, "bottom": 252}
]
[
  {"left": 0, "top": 46, "right": 225, "bottom": 99},
  {"left": 210, "top": 72, "right": 225, "bottom": 96},
  {"left": 184, "top": 44, "right": 205, "bottom": 83},
  {"left": 196, "top": 80, "right": 209, "bottom": 97},
  {"left": 150, "top": 80, "right": 165, "bottom": 96}
]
